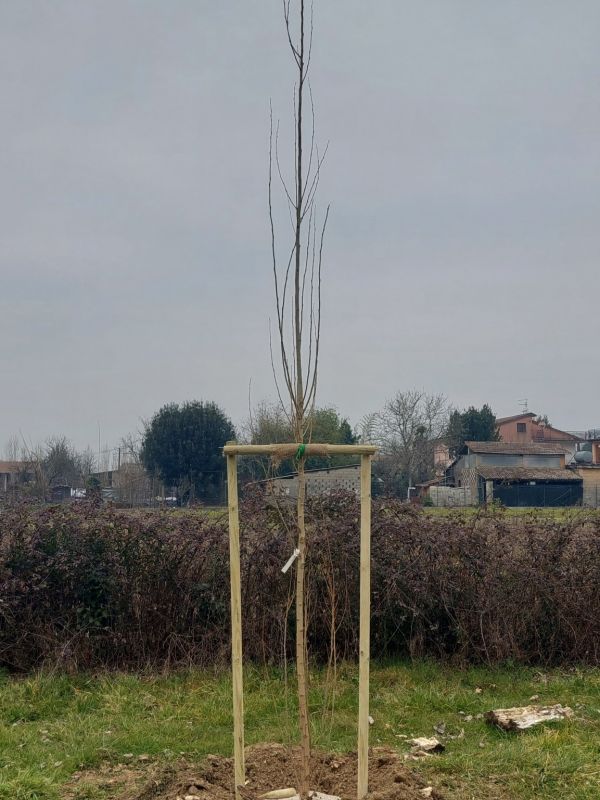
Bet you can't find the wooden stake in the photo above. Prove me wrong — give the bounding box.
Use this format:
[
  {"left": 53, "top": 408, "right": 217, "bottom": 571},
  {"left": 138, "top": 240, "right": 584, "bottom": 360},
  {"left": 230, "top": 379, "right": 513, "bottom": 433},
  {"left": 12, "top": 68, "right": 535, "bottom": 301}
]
[
  {"left": 227, "top": 453, "right": 245, "bottom": 799},
  {"left": 357, "top": 454, "right": 372, "bottom": 800}
]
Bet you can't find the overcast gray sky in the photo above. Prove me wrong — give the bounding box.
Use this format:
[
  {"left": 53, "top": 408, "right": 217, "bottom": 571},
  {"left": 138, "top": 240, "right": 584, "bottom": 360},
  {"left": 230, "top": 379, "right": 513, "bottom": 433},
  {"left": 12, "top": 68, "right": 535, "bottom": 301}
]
[{"left": 1, "top": 1, "right": 599, "bottom": 456}]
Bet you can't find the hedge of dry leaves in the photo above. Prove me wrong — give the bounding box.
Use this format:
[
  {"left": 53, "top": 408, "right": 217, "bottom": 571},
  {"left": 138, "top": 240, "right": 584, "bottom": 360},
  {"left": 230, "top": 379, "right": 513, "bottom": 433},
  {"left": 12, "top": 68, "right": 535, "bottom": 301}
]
[{"left": 1, "top": 492, "right": 599, "bottom": 671}]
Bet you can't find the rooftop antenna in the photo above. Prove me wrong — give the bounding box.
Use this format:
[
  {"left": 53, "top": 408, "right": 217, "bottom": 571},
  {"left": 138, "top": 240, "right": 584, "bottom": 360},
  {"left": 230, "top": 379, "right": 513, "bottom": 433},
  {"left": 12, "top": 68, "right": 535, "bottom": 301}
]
[{"left": 518, "top": 398, "right": 529, "bottom": 414}]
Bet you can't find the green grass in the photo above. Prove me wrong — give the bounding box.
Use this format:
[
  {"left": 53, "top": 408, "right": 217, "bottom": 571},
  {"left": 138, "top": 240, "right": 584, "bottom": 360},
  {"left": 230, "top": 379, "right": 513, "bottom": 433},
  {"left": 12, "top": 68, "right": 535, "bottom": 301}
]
[
  {"left": 422, "top": 505, "right": 600, "bottom": 519},
  {"left": 1, "top": 663, "right": 599, "bottom": 800}
]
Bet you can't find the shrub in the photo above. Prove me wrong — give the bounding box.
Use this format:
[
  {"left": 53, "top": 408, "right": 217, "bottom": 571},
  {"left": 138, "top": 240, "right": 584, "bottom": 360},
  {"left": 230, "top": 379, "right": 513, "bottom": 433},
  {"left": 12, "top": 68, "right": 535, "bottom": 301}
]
[{"left": 1, "top": 495, "right": 599, "bottom": 671}]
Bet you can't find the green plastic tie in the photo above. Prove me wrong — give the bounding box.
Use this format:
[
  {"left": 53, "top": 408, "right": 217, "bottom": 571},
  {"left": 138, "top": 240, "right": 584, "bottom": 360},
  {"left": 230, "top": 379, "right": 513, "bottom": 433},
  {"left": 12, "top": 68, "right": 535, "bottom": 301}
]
[{"left": 295, "top": 443, "right": 306, "bottom": 460}]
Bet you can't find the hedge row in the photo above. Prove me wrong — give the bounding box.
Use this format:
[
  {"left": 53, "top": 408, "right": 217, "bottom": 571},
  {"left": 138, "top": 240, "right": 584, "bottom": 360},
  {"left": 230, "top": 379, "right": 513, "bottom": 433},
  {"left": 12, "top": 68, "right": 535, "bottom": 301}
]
[{"left": 1, "top": 494, "right": 599, "bottom": 671}]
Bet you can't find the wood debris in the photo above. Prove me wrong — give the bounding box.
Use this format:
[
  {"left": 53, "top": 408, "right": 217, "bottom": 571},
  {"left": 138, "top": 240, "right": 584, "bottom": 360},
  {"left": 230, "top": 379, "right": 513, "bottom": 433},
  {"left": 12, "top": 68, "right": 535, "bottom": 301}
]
[
  {"left": 485, "top": 704, "right": 573, "bottom": 731},
  {"left": 309, "top": 792, "right": 340, "bottom": 800},
  {"left": 409, "top": 737, "right": 445, "bottom": 755}
]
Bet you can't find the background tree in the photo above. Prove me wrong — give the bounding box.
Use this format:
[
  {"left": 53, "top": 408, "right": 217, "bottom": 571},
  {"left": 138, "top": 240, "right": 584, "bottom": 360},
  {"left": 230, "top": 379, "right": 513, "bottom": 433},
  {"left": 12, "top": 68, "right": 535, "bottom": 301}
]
[
  {"left": 446, "top": 403, "right": 499, "bottom": 458},
  {"left": 3, "top": 435, "right": 21, "bottom": 462},
  {"left": 533, "top": 413, "right": 551, "bottom": 426},
  {"left": 141, "top": 401, "right": 235, "bottom": 504},
  {"left": 375, "top": 390, "right": 449, "bottom": 497},
  {"left": 245, "top": 403, "right": 356, "bottom": 478},
  {"left": 308, "top": 407, "right": 357, "bottom": 468},
  {"left": 43, "top": 436, "right": 93, "bottom": 489}
]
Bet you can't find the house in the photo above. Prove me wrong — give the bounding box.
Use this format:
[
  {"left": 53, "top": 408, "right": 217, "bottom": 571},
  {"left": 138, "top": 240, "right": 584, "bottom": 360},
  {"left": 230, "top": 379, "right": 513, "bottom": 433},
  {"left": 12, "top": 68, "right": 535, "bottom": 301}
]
[
  {"left": 90, "top": 463, "right": 155, "bottom": 506},
  {"left": 496, "top": 412, "right": 581, "bottom": 462},
  {"left": 0, "top": 460, "right": 35, "bottom": 493},
  {"left": 433, "top": 411, "right": 582, "bottom": 473},
  {"left": 265, "top": 464, "right": 360, "bottom": 500},
  {"left": 447, "top": 441, "right": 583, "bottom": 507}
]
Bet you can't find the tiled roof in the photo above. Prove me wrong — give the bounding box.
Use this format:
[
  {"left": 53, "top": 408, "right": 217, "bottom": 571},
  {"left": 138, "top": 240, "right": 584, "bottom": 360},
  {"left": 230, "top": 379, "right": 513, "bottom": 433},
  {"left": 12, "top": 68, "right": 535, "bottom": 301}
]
[
  {"left": 0, "top": 461, "right": 26, "bottom": 473},
  {"left": 477, "top": 466, "right": 581, "bottom": 482},
  {"left": 466, "top": 441, "right": 569, "bottom": 455},
  {"left": 496, "top": 413, "right": 536, "bottom": 424}
]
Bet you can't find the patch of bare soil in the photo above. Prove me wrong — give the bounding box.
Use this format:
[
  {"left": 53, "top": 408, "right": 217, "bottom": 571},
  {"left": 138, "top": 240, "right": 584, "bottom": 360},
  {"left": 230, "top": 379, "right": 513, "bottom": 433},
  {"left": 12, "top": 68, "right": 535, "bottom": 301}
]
[
  {"left": 64, "top": 745, "right": 442, "bottom": 800},
  {"left": 63, "top": 760, "right": 159, "bottom": 799}
]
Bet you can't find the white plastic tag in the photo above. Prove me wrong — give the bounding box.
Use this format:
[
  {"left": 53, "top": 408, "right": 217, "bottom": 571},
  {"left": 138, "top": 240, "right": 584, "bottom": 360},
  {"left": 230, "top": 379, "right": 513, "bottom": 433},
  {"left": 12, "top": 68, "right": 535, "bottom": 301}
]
[{"left": 281, "top": 548, "right": 300, "bottom": 574}]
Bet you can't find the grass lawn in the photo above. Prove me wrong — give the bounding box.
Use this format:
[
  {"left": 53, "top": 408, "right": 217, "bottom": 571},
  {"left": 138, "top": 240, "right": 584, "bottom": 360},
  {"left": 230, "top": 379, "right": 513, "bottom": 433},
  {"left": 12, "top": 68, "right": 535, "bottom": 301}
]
[
  {"left": 1, "top": 662, "right": 599, "bottom": 800},
  {"left": 422, "top": 506, "right": 600, "bottom": 520}
]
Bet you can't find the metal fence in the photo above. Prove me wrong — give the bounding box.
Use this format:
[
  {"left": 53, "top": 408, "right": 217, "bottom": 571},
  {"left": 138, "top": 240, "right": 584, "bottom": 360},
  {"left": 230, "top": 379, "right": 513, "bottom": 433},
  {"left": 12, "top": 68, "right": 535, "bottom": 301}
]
[{"left": 493, "top": 483, "right": 583, "bottom": 508}]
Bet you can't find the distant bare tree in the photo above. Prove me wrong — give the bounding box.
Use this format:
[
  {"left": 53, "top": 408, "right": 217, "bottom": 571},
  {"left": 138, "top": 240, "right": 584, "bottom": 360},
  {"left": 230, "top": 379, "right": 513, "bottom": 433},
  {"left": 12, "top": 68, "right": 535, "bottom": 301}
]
[
  {"left": 79, "top": 447, "right": 97, "bottom": 478},
  {"left": 356, "top": 413, "right": 380, "bottom": 445},
  {"left": 3, "top": 435, "right": 21, "bottom": 462},
  {"left": 376, "top": 390, "right": 449, "bottom": 493},
  {"left": 43, "top": 437, "right": 75, "bottom": 486},
  {"left": 269, "top": 1, "right": 329, "bottom": 792},
  {"left": 120, "top": 433, "right": 143, "bottom": 466}
]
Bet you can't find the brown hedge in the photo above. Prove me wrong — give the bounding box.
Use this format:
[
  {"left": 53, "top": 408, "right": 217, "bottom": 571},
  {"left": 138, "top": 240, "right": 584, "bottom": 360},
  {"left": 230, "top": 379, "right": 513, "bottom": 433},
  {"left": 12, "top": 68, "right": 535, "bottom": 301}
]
[{"left": 1, "top": 493, "right": 599, "bottom": 672}]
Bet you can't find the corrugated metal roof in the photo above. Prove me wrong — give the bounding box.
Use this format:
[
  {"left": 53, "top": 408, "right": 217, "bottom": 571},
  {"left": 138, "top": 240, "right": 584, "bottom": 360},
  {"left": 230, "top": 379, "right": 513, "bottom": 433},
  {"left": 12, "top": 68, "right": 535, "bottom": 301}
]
[
  {"left": 477, "top": 466, "right": 581, "bottom": 482},
  {"left": 466, "top": 441, "right": 569, "bottom": 455}
]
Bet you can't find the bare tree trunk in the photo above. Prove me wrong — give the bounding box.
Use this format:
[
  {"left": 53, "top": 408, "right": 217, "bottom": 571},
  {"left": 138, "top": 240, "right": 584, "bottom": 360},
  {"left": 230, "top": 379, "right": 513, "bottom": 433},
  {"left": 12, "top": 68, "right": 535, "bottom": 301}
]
[{"left": 295, "top": 458, "right": 310, "bottom": 796}]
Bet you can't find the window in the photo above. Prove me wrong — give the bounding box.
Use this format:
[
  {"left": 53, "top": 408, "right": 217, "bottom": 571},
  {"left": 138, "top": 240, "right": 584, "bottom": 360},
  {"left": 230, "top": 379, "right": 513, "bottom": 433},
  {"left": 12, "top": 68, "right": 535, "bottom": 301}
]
[{"left": 517, "top": 422, "right": 527, "bottom": 433}]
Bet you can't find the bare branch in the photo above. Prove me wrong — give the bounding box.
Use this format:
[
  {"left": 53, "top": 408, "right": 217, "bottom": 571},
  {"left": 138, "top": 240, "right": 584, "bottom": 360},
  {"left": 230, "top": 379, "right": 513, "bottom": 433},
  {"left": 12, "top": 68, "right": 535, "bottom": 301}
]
[
  {"left": 304, "top": 203, "right": 329, "bottom": 412},
  {"left": 283, "top": 0, "right": 301, "bottom": 67},
  {"left": 274, "top": 119, "right": 296, "bottom": 210},
  {"left": 269, "top": 320, "right": 294, "bottom": 415}
]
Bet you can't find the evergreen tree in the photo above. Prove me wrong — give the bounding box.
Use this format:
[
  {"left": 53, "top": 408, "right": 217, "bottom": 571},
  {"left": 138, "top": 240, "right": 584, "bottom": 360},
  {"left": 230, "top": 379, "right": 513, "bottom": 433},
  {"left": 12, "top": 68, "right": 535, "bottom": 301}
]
[
  {"left": 141, "top": 401, "right": 235, "bottom": 503},
  {"left": 446, "top": 403, "right": 499, "bottom": 457}
]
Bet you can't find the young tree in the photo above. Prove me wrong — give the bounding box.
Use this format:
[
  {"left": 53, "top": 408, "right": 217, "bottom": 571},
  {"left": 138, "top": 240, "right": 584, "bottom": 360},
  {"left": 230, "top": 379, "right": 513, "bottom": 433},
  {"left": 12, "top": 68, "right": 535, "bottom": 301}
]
[
  {"left": 269, "top": 1, "right": 329, "bottom": 791},
  {"left": 141, "top": 401, "right": 236, "bottom": 503}
]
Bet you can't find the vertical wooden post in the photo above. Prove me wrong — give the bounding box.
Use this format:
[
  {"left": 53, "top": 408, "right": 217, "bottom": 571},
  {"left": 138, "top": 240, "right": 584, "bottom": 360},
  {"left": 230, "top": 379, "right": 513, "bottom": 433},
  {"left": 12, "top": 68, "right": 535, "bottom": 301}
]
[
  {"left": 227, "top": 454, "right": 245, "bottom": 799},
  {"left": 357, "top": 454, "right": 372, "bottom": 800}
]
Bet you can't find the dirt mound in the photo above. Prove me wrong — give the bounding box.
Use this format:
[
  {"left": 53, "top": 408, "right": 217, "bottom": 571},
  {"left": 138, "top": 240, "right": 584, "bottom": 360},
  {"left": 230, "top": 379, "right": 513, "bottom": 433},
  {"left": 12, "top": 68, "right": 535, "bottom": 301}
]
[{"left": 115, "top": 744, "right": 442, "bottom": 800}]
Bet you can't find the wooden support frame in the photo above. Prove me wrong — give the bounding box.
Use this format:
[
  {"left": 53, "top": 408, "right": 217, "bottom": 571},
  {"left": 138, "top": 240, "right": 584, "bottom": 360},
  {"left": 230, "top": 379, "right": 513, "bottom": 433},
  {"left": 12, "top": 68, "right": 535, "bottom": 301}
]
[{"left": 224, "top": 443, "right": 376, "bottom": 800}]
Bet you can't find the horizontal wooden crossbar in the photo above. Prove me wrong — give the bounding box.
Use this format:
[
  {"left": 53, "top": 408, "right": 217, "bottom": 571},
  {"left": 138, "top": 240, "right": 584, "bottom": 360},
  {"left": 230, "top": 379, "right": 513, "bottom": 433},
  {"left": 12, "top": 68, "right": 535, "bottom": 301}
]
[{"left": 223, "top": 442, "right": 378, "bottom": 456}]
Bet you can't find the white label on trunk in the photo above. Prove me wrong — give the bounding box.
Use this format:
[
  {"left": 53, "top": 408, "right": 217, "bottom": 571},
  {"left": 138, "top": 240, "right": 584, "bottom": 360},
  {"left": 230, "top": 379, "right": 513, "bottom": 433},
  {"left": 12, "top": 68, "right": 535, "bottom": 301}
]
[{"left": 281, "top": 548, "right": 300, "bottom": 574}]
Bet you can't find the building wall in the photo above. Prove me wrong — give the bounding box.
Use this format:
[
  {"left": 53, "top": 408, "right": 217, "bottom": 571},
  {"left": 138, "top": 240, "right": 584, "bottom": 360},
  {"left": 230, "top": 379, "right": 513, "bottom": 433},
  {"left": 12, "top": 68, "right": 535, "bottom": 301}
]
[
  {"left": 429, "top": 485, "right": 474, "bottom": 507},
  {"left": 452, "top": 460, "right": 480, "bottom": 500},
  {"left": 270, "top": 466, "right": 361, "bottom": 500},
  {"left": 454, "top": 452, "right": 564, "bottom": 472},
  {"left": 433, "top": 442, "right": 452, "bottom": 473},
  {"left": 0, "top": 465, "right": 35, "bottom": 493},
  {"left": 574, "top": 467, "right": 600, "bottom": 507}
]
